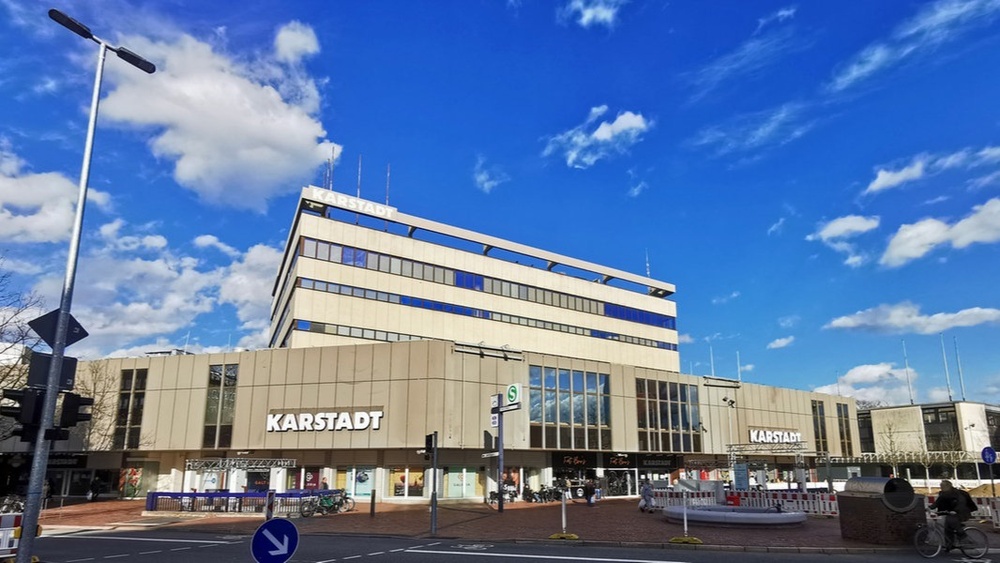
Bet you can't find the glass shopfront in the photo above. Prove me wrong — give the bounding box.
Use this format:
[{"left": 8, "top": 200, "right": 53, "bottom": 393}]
[{"left": 389, "top": 467, "right": 424, "bottom": 497}]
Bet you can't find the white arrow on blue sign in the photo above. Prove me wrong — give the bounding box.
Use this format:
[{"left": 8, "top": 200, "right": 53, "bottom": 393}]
[
  {"left": 982, "top": 446, "right": 997, "bottom": 465},
  {"left": 252, "top": 518, "right": 298, "bottom": 563}
]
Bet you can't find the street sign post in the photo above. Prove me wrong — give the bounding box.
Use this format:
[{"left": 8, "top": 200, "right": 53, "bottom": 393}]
[
  {"left": 251, "top": 518, "right": 298, "bottom": 563},
  {"left": 983, "top": 446, "right": 997, "bottom": 497}
]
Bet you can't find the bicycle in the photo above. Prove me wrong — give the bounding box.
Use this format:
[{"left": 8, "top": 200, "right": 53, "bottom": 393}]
[
  {"left": 300, "top": 490, "right": 355, "bottom": 517},
  {"left": 914, "top": 510, "right": 988, "bottom": 559},
  {"left": 0, "top": 495, "right": 25, "bottom": 514}
]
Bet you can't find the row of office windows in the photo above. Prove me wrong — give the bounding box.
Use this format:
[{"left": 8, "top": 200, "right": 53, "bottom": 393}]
[
  {"left": 296, "top": 319, "right": 425, "bottom": 344},
  {"left": 528, "top": 365, "right": 612, "bottom": 451},
  {"left": 296, "top": 277, "right": 677, "bottom": 351},
  {"left": 298, "top": 237, "right": 677, "bottom": 330},
  {"left": 636, "top": 378, "right": 702, "bottom": 453}
]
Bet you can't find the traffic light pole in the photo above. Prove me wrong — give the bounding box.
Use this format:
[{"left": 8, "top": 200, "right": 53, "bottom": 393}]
[
  {"left": 16, "top": 39, "right": 108, "bottom": 563},
  {"left": 497, "top": 393, "right": 505, "bottom": 514},
  {"left": 429, "top": 431, "right": 438, "bottom": 536}
]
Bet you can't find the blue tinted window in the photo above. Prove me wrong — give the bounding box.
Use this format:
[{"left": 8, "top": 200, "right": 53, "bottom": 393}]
[{"left": 296, "top": 320, "right": 310, "bottom": 330}]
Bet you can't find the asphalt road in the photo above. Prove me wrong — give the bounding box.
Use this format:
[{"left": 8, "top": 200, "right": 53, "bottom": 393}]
[{"left": 34, "top": 529, "right": 945, "bottom": 563}]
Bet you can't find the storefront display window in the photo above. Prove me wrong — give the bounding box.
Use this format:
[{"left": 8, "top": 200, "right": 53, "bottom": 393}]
[
  {"left": 444, "top": 467, "right": 477, "bottom": 498},
  {"left": 389, "top": 467, "right": 424, "bottom": 497},
  {"left": 335, "top": 466, "right": 374, "bottom": 497}
]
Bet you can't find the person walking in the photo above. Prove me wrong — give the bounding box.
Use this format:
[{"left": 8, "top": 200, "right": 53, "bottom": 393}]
[
  {"left": 320, "top": 477, "right": 330, "bottom": 490},
  {"left": 640, "top": 479, "right": 655, "bottom": 513},
  {"left": 583, "top": 479, "right": 596, "bottom": 507}
]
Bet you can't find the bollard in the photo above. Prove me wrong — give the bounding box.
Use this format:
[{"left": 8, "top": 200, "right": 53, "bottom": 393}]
[
  {"left": 264, "top": 490, "right": 275, "bottom": 521},
  {"left": 668, "top": 488, "right": 703, "bottom": 544},
  {"left": 370, "top": 490, "right": 376, "bottom": 518},
  {"left": 547, "top": 487, "right": 578, "bottom": 540}
]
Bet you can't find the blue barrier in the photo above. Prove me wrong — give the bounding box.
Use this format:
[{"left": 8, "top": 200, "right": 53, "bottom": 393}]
[{"left": 145, "top": 489, "right": 341, "bottom": 514}]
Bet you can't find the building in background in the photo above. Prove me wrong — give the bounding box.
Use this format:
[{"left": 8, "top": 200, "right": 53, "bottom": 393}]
[{"left": 1, "top": 188, "right": 860, "bottom": 498}]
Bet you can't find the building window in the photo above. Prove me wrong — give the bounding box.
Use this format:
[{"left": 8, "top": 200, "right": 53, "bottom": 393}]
[
  {"left": 113, "top": 368, "right": 148, "bottom": 450},
  {"left": 634, "top": 378, "right": 700, "bottom": 453},
  {"left": 812, "top": 400, "right": 828, "bottom": 453},
  {"left": 529, "top": 365, "right": 610, "bottom": 450},
  {"left": 836, "top": 403, "right": 853, "bottom": 457},
  {"left": 857, "top": 411, "right": 874, "bottom": 453},
  {"left": 923, "top": 406, "right": 960, "bottom": 451},
  {"left": 203, "top": 364, "right": 238, "bottom": 449}
]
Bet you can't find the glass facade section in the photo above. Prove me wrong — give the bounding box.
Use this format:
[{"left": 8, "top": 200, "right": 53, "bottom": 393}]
[
  {"left": 634, "top": 378, "right": 701, "bottom": 453},
  {"left": 528, "top": 364, "right": 610, "bottom": 450},
  {"left": 203, "top": 364, "right": 238, "bottom": 449},
  {"left": 113, "top": 368, "right": 148, "bottom": 450},
  {"left": 836, "top": 402, "right": 853, "bottom": 457},
  {"left": 812, "top": 400, "right": 828, "bottom": 453},
  {"left": 923, "top": 406, "right": 960, "bottom": 451}
]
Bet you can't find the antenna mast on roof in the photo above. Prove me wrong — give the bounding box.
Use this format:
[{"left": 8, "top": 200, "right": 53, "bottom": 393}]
[
  {"left": 736, "top": 350, "right": 742, "bottom": 382},
  {"left": 324, "top": 145, "right": 336, "bottom": 190},
  {"left": 645, "top": 249, "right": 651, "bottom": 278},
  {"left": 939, "top": 333, "right": 953, "bottom": 402},
  {"left": 384, "top": 163, "right": 391, "bottom": 231},
  {"left": 901, "top": 339, "right": 915, "bottom": 405},
  {"left": 953, "top": 336, "right": 967, "bottom": 401},
  {"left": 356, "top": 154, "right": 362, "bottom": 224}
]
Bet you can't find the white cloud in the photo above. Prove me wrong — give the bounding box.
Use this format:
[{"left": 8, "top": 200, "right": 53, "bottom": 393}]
[
  {"left": 881, "top": 198, "right": 1000, "bottom": 266},
  {"left": 711, "top": 291, "right": 741, "bottom": 305},
  {"left": 777, "top": 315, "right": 799, "bottom": 328},
  {"left": 194, "top": 234, "right": 241, "bottom": 258},
  {"left": 691, "top": 102, "right": 813, "bottom": 156},
  {"left": 274, "top": 21, "right": 320, "bottom": 64},
  {"left": 678, "top": 333, "right": 694, "bottom": 344},
  {"left": 824, "top": 301, "right": 1000, "bottom": 334},
  {"left": 472, "top": 155, "right": 510, "bottom": 194},
  {"left": 766, "top": 336, "right": 794, "bottom": 349},
  {"left": 827, "top": 0, "right": 1000, "bottom": 93},
  {"left": 755, "top": 6, "right": 797, "bottom": 34},
  {"left": 559, "top": 0, "right": 627, "bottom": 29},
  {"left": 806, "top": 215, "right": 880, "bottom": 267},
  {"left": 543, "top": 105, "right": 651, "bottom": 169},
  {"left": 0, "top": 138, "right": 112, "bottom": 243},
  {"left": 217, "top": 244, "right": 282, "bottom": 335},
  {"left": 627, "top": 180, "right": 648, "bottom": 198},
  {"left": 688, "top": 25, "right": 804, "bottom": 103},
  {"left": 865, "top": 159, "right": 926, "bottom": 194},
  {"left": 98, "top": 26, "right": 339, "bottom": 212},
  {"left": 812, "top": 362, "right": 918, "bottom": 404},
  {"left": 767, "top": 217, "right": 785, "bottom": 236}
]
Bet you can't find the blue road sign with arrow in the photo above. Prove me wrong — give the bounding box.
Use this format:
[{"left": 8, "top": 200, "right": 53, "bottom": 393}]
[
  {"left": 982, "top": 446, "right": 997, "bottom": 465},
  {"left": 251, "top": 518, "right": 298, "bottom": 563}
]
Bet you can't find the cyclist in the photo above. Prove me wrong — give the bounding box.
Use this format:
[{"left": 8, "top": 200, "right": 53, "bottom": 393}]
[{"left": 929, "top": 480, "right": 971, "bottom": 548}]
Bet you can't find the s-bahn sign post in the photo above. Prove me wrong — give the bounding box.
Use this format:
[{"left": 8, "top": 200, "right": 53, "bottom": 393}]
[{"left": 490, "top": 384, "right": 521, "bottom": 514}]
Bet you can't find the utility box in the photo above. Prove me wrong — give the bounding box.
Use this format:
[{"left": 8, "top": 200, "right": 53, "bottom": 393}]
[{"left": 838, "top": 477, "right": 924, "bottom": 544}]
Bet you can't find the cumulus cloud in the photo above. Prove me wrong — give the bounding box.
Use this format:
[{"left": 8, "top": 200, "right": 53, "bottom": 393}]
[
  {"left": 559, "top": 0, "right": 627, "bottom": 28},
  {"left": 812, "top": 363, "right": 918, "bottom": 405},
  {"left": 866, "top": 160, "right": 926, "bottom": 194},
  {"left": 472, "top": 155, "right": 510, "bottom": 194},
  {"left": 194, "top": 234, "right": 241, "bottom": 258},
  {"left": 806, "top": 215, "right": 880, "bottom": 267},
  {"left": 826, "top": 0, "right": 1000, "bottom": 93},
  {"left": 217, "top": 244, "right": 282, "bottom": 334},
  {"left": 766, "top": 336, "right": 794, "bottom": 349},
  {"left": 824, "top": 301, "right": 1000, "bottom": 334},
  {"left": 678, "top": 333, "right": 694, "bottom": 344},
  {"left": 880, "top": 198, "right": 1000, "bottom": 267},
  {"left": 543, "top": 105, "right": 651, "bottom": 169},
  {"left": 0, "top": 137, "right": 111, "bottom": 243},
  {"left": 98, "top": 24, "right": 339, "bottom": 212}
]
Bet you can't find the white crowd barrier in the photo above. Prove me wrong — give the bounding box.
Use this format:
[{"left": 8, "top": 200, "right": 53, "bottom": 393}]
[{"left": 0, "top": 513, "right": 23, "bottom": 560}]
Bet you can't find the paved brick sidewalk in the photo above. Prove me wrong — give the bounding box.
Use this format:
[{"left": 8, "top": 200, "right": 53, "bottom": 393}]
[{"left": 35, "top": 497, "right": 960, "bottom": 553}]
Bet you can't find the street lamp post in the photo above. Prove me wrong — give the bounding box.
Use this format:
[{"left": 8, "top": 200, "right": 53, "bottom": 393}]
[{"left": 16, "top": 11, "right": 154, "bottom": 563}]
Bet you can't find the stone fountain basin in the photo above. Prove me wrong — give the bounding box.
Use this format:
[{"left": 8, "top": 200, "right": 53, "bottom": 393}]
[{"left": 663, "top": 504, "right": 807, "bottom": 526}]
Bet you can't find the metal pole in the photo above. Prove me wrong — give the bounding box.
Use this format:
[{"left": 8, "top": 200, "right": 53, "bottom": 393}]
[
  {"left": 497, "top": 394, "right": 505, "bottom": 514},
  {"left": 16, "top": 42, "right": 107, "bottom": 563},
  {"left": 430, "top": 431, "right": 438, "bottom": 536}
]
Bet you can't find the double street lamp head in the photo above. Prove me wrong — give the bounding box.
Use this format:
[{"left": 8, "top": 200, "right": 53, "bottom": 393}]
[{"left": 48, "top": 8, "right": 156, "bottom": 74}]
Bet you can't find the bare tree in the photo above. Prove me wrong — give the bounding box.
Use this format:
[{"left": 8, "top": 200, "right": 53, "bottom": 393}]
[
  {"left": 936, "top": 429, "right": 966, "bottom": 480},
  {"left": 0, "top": 257, "right": 44, "bottom": 440},
  {"left": 856, "top": 399, "right": 887, "bottom": 410},
  {"left": 877, "top": 418, "right": 905, "bottom": 477},
  {"left": 71, "top": 360, "right": 120, "bottom": 450}
]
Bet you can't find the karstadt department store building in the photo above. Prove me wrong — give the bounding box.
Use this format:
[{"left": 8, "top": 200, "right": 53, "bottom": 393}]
[{"left": 2, "top": 187, "right": 860, "bottom": 499}]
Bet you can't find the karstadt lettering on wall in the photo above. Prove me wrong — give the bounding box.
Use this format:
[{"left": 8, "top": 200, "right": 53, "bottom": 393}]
[
  {"left": 748, "top": 429, "right": 802, "bottom": 444},
  {"left": 266, "top": 410, "right": 385, "bottom": 432}
]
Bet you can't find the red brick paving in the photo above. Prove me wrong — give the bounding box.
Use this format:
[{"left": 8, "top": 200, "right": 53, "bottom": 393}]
[{"left": 38, "top": 497, "right": 905, "bottom": 552}]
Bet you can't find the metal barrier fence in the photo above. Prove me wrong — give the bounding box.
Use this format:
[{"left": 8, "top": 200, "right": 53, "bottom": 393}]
[
  {"left": 145, "top": 490, "right": 336, "bottom": 515},
  {"left": 0, "top": 513, "right": 23, "bottom": 560}
]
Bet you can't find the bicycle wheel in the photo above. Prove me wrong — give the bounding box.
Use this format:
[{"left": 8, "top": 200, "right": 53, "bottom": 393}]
[
  {"left": 339, "top": 497, "right": 355, "bottom": 512},
  {"left": 300, "top": 501, "right": 316, "bottom": 518},
  {"left": 959, "top": 527, "right": 988, "bottom": 559},
  {"left": 913, "top": 526, "right": 942, "bottom": 558}
]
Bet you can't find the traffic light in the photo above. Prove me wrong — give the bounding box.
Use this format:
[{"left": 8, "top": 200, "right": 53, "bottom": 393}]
[
  {"left": 58, "top": 392, "right": 94, "bottom": 428},
  {"left": 1, "top": 388, "right": 44, "bottom": 424},
  {"left": 424, "top": 432, "right": 436, "bottom": 460},
  {"left": 1, "top": 388, "right": 45, "bottom": 442}
]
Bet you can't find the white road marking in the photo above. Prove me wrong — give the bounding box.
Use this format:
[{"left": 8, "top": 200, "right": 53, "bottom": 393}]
[
  {"left": 138, "top": 551, "right": 161, "bottom": 555},
  {"left": 170, "top": 546, "right": 192, "bottom": 551},
  {"left": 103, "top": 555, "right": 129, "bottom": 559},
  {"left": 368, "top": 552, "right": 385, "bottom": 556},
  {"left": 49, "top": 536, "right": 230, "bottom": 544},
  {"left": 406, "top": 550, "right": 690, "bottom": 563},
  {"left": 65, "top": 559, "right": 94, "bottom": 562}
]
